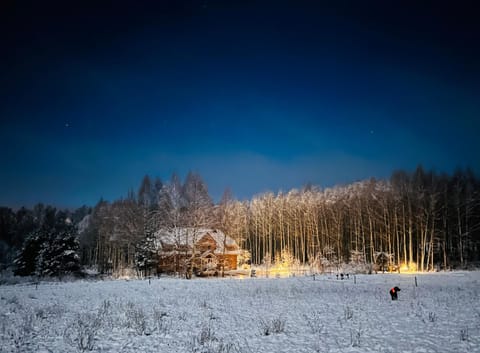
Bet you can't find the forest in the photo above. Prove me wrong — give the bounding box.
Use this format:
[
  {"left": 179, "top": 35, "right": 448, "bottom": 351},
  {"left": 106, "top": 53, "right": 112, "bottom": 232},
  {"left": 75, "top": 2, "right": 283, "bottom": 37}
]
[{"left": 1, "top": 166, "right": 479, "bottom": 278}]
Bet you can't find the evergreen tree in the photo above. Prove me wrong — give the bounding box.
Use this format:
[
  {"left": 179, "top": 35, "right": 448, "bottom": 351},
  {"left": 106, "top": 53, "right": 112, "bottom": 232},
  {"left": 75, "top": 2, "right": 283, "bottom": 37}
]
[
  {"left": 36, "top": 222, "right": 81, "bottom": 277},
  {"left": 13, "top": 229, "right": 46, "bottom": 276},
  {"left": 134, "top": 234, "right": 157, "bottom": 277},
  {"left": 55, "top": 222, "right": 82, "bottom": 275},
  {"left": 14, "top": 210, "right": 81, "bottom": 277},
  {"left": 0, "top": 207, "right": 16, "bottom": 266}
]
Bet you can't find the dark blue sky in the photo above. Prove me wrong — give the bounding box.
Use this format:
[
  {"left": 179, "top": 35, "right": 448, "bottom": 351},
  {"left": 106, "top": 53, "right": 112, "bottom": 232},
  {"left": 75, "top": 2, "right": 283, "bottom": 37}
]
[{"left": 1, "top": 1, "right": 479, "bottom": 207}]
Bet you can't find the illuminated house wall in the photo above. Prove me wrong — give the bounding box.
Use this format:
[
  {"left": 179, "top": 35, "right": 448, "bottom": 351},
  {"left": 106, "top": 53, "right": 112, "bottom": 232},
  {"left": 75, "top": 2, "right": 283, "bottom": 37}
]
[{"left": 155, "top": 228, "right": 242, "bottom": 275}]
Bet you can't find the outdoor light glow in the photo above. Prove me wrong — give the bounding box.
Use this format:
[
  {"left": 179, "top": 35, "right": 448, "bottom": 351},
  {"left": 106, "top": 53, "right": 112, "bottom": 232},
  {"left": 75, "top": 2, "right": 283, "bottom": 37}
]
[
  {"left": 399, "top": 262, "right": 418, "bottom": 274},
  {"left": 267, "top": 263, "right": 292, "bottom": 278}
]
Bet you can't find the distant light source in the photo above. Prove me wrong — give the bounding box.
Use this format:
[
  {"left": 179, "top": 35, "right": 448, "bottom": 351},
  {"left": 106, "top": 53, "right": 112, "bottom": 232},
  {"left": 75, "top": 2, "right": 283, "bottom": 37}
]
[{"left": 399, "top": 262, "right": 417, "bottom": 273}]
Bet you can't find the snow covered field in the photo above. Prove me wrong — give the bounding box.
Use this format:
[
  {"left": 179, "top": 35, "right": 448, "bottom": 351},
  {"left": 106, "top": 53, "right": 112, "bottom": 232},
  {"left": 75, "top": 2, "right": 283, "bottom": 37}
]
[{"left": 1, "top": 272, "right": 479, "bottom": 353}]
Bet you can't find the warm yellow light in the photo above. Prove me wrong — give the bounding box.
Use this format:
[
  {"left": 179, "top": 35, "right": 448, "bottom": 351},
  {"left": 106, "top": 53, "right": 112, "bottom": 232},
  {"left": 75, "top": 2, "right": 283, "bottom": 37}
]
[
  {"left": 399, "top": 262, "right": 417, "bottom": 273},
  {"left": 269, "top": 264, "right": 291, "bottom": 277},
  {"left": 256, "top": 263, "right": 295, "bottom": 278}
]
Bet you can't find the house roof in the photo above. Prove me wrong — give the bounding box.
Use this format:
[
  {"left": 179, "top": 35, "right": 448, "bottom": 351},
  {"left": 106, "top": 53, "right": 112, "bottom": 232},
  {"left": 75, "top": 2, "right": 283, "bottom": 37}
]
[{"left": 154, "top": 228, "right": 241, "bottom": 255}]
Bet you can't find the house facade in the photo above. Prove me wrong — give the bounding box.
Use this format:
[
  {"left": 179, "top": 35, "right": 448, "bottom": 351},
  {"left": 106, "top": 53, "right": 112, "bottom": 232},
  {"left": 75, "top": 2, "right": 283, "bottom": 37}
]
[{"left": 155, "top": 228, "right": 242, "bottom": 276}]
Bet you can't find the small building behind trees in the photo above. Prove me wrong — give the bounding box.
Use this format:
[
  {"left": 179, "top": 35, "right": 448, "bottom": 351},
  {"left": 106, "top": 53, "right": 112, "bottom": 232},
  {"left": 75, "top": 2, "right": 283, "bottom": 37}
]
[{"left": 155, "top": 228, "right": 243, "bottom": 276}]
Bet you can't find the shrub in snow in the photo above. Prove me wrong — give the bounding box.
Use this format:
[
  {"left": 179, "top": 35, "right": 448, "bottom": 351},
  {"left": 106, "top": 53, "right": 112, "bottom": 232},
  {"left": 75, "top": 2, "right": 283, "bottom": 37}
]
[
  {"left": 95, "top": 299, "right": 115, "bottom": 329},
  {"left": 4, "top": 295, "right": 23, "bottom": 314},
  {"left": 460, "top": 328, "right": 469, "bottom": 341},
  {"left": 124, "top": 301, "right": 156, "bottom": 335},
  {"left": 343, "top": 306, "right": 354, "bottom": 321},
  {"left": 5, "top": 295, "right": 19, "bottom": 306},
  {"left": 34, "top": 304, "right": 65, "bottom": 321},
  {"left": 152, "top": 306, "right": 169, "bottom": 334},
  {"left": 192, "top": 341, "right": 241, "bottom": 353},
  {"left": 304, "top": 311, "right": 325, "bottom": 334},
  {"left": 271, "top": 317, "right": 286, "bottom": 334},
  {"left": 190, "top": 323, "right": 242, "bottom": 353},
  {"left": 5, "top": 312, "right": 37, "bottom": 353},
  {"left": 178, "top": 311, "right": 188, "bottom": 321},
  {"left": 259, "top": 316, "right": 286, "bottom": 336},
  {"left": 195, "top": 324, "right": 217, "bottom": 346},
  {"left": 64, "top": 313, "right": 100, "bottom": 352},
  {"left": 350, "top": 325, "right": 363, "bottom": 347}
]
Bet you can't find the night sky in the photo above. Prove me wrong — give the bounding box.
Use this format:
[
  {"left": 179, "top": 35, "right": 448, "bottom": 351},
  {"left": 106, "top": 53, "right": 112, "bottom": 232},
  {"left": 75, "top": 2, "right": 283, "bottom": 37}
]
[{"left": 1, "top": 1, "right": 479, "bottom": 208}]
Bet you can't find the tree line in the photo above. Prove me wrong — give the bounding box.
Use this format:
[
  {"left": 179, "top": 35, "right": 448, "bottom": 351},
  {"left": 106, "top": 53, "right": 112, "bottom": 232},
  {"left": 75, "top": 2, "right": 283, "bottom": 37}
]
[
  {"left": 0, "top": 205, "right": 85, "bottom": 277},
  {"left": 242, "top": 167, "right": 480, "bottom": 272},
  {"left": 1, "top": 166, "right": 479, "bottom": 277}
]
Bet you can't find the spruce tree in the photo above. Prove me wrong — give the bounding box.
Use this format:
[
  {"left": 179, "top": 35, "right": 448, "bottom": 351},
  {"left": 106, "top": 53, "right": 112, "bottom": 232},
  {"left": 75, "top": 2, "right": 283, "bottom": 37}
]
[
  {"left": 36, "top": 223, "right": 81, "bottom": 277},
  {"left": 13, "top": 229, "right": 46, "bottom": 276},
  {"left": 135, "top": 234, "right": 157, "bottom": 277}
]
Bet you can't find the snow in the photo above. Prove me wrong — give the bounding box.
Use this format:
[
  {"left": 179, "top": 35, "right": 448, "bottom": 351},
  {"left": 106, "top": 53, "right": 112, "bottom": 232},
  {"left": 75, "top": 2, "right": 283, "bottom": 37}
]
[
  {"left": 155, "top": 228, "right": 241, "bottom": 254},
  {"left": 1, "top": 272, "right": 479, "bottom": 352},
  {"left": 76, "top": 215, "right": 91, "bottom": 235}
]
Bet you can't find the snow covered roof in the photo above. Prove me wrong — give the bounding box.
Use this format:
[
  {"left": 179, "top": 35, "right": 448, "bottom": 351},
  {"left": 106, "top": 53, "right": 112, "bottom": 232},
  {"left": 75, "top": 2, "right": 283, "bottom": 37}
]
[{"left": 154, "top": 228, "right": 241, "bottom": 255}]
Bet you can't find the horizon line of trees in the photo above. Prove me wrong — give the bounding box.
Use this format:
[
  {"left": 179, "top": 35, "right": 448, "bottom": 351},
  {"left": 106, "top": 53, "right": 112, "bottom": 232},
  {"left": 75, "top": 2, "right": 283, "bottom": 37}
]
[{"left": 1, "top": 166, "right": 479, "bottom": 277}]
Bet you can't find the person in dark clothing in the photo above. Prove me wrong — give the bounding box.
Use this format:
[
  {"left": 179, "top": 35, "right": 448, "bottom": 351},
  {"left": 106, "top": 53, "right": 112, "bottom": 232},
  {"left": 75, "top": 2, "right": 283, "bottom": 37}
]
[{"left": 390, "top": 286, "right": 401, "bottom": 300}]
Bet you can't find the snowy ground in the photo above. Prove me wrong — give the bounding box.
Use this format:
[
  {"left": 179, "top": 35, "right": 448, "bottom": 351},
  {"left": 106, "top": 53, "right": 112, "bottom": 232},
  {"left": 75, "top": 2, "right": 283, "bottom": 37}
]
[{"left": 1, "top": 272, "right": 479, "bottom": 353}]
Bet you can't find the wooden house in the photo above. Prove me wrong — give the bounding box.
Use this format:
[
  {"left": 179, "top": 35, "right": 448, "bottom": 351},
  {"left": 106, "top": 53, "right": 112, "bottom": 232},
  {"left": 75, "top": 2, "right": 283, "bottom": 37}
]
[{"left": 155, "top": 228, "right": 242, "bottom": 276}]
